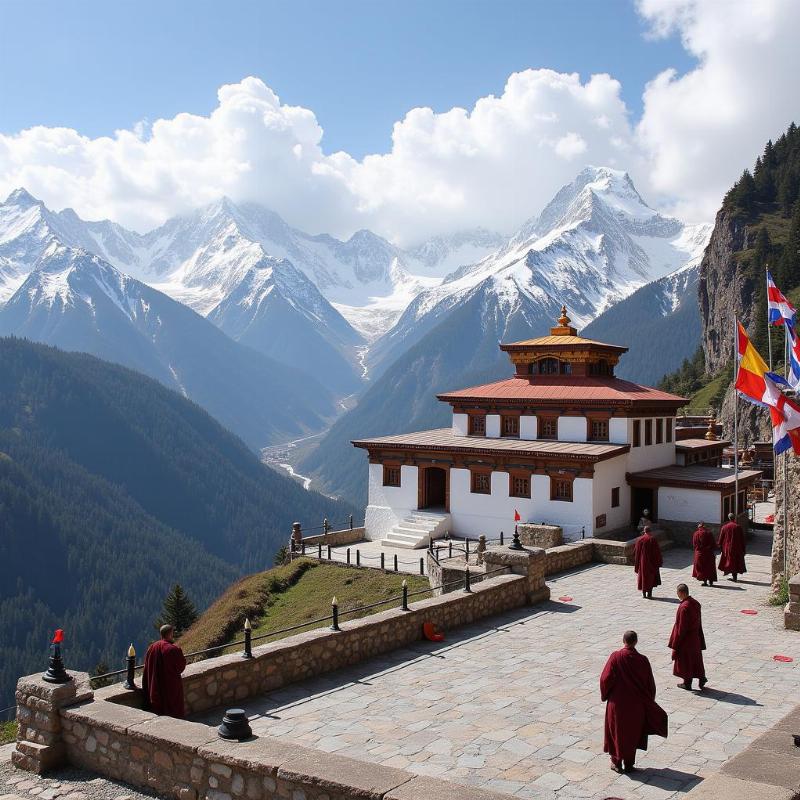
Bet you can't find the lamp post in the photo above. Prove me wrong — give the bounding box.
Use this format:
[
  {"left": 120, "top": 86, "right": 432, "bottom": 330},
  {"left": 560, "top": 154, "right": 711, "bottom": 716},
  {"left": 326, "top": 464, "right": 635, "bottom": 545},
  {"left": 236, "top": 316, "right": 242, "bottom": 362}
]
[
  {"left": 402, "top": 579, "right": 409, "bottom": 611},
  {"left": 509, "top": 524, "right": 524, "bottom": 551},
  {"left": 42, "top": 629, "right": 70, "bottom": 684},
  {"left": 123, "top": 644, "right": 137, "bottom": 690},
  {"left": 331, "top": 597, "right": 340, "bottom": 631},
  {"left": 242, "top": 618, "right": 253, "bottom": 659}
]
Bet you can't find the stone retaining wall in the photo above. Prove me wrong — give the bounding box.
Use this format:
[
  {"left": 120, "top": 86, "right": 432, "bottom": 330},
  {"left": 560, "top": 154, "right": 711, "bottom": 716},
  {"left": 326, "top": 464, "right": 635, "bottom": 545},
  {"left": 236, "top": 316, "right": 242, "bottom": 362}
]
[
  {"left": 660, "top": 514, "right": 750, "bottom": 548},
  {"left": 542, "top": 531, "right": 673, "bottom": 575},
  {"left": 784, "top": 573, "right": 800, "bottom": 630},
  {"left": 301, "top": 527, "right": 366, "bottom": 548},
  {"left": 516, "top": 524, "right": 562, "bottom": 549}
]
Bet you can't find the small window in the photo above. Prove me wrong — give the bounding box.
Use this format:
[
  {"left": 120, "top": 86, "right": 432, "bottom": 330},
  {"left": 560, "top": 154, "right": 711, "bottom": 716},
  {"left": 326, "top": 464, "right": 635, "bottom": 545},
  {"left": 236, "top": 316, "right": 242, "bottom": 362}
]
[
  {"left": 645, "top": 419, "right": 653, "bottom": 446},
  {"left": 471, "top": 471, "right": 491, "bottom": 494},
  {"left": 551, "top": 477, "right": 573, "bottom": 502},
  {"left": 501, "top": 415, "right": 519, "bottom": 437},
  {"left": 589, "top": 419, "right": 609, "bottom": 442},
  {"left": 468, "top": 415, "right": 486, "bottom": 436},
  {"left": 611, "top": 487, "right": 620, "bottom": 508},
  {"left": 510, "top": 474, "right": 530, "bottom": 498},
  {"left": 656, "top": 419, "right": 664, "bottom": 444},
  {"left": 383, "top": 466, "right": 401, "bottom": 487},
  {"left": 538, "top": 357, "right": 560, "bottom": 375},
  {"left": 633, "top": 420, "right": 641, "bottom": 447},
  {"left": 666, "top": 418, "right": 673, "bottom": 443},
  {"left": 538, "top": 416, "right": 558, "bottom": 440}
]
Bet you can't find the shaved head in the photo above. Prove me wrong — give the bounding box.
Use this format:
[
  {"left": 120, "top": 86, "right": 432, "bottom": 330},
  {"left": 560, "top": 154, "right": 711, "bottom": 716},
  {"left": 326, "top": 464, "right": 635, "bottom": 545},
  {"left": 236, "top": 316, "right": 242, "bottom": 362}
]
[
  {"left": 623, "top": 630, "right": 638, "bottom": 647},
  {"left": 677, "top": 583, "right": 689, "bottom": 598}
]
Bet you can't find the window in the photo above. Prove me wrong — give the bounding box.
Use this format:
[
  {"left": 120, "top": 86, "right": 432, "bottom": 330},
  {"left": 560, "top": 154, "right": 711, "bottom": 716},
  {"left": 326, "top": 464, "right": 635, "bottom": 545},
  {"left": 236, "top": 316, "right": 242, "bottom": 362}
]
[
  {"left": 611, "top": 487, "right": 620, "bottom": 508},
  {"left": 645, "top": 419, "right": 653, "bottom": 446},
  {"left": 633, "top": 420, "right": 641, "bottom": 447},
  {"left": 666, "top": 418, "right": 673, "bottom": 443},
  {"left": 588, "top": 418, "right": 609, "bottom": 442},
  {"left": 501, "top": 415, "right": 519, "bottom": 437},
  {"left": 468, "top": 414, "right": 486, "bottom": 436},
  {"left": 471, "top": 471, "right": 491, "bottom": 494},
  {"left": 530, "top": 358, "right": 571, "bottom": 375},
  {"left": 509, "top": 473, "right": 530, "bottom": 498},
  {"left": 538, "top": 416, "right": 558, "bottom": 440},
  {"left": 588, "top": 359, "right": 612, "bottom": 377},
  {"left": 383, "top": 465, "right": 401, "bottom": 487},
  {"left": 551, "top": 476, "right": 573, "bottom": 502},
  {"left": 656, "top": 419, "right": 664, "bottom": 444}
]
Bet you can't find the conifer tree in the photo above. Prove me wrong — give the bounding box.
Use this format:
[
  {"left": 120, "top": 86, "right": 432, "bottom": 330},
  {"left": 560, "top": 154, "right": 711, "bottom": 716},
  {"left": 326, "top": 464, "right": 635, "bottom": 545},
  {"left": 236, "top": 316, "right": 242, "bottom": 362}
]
[{"left": 156, "top": 584, "right": 198, "bottom": 636}]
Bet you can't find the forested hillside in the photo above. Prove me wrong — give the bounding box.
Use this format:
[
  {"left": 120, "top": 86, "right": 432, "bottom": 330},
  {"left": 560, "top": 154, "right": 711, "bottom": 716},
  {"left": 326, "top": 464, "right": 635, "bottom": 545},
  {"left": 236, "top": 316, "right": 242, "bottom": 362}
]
[{"left": 0, "top": 338, "right": 355, "bottom": 709}]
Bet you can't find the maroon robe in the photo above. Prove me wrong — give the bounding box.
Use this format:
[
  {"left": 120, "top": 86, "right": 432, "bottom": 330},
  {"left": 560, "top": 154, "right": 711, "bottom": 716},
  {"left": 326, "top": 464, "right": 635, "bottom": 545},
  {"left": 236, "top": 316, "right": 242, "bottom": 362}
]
[
  {"left": 718, "top": 521, "right": 746, "bottom": 575},
  {"left": 668, "top": 596, "right": 706, "bottom": 680},
  {"left": 600, "top": 647, "right": 668, "bottom": 764},
  {"left": 691, "top": 526, "right": 717, "bottom": 582},
  {"left": 634, "top": 533, "right": 663, "bottom": 592},
  {"left": 142, "top": 639, "right": 187, "bottom": 718}
]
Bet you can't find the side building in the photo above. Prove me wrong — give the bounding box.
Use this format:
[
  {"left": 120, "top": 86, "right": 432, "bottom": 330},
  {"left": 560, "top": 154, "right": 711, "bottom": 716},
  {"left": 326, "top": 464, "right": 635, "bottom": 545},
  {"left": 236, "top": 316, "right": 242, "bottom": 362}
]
[{"left": 353, "top": 308, "right": 761, "bottom": 548}]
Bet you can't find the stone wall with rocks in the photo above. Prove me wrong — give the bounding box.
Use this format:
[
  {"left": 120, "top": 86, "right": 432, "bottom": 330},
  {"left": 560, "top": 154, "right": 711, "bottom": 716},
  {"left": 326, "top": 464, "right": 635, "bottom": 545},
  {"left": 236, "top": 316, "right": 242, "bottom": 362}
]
[
  {"left": 659, "top": 515, "right": 749, "bottom": 549},
  {"left": 516, "top": 524, "right": 563, "bottom": 549},
  {"left": 545, "top": 542, "right": 594, "bottom": 575},
  {"left": 301, "top": 527, "right": 366, "bottom": 548},
  {"left": 784, "top": 573, "right": 800, "bottom": 630},
  {"left": 773, "top": 455, "right": 800, "bottom": 594}
]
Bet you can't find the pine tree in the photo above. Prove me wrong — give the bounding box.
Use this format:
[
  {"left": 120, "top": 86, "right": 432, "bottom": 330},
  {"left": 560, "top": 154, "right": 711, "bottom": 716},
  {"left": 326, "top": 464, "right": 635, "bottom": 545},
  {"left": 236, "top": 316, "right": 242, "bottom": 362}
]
[
  {"left": 91, "top": 661, "right": 113, "bottom": 689},
  {"left": 273, "top": 545, "right": 289, "bottom": 567},
  {"left": 156, "top": 584, "right": 198, "bottom": 636}
]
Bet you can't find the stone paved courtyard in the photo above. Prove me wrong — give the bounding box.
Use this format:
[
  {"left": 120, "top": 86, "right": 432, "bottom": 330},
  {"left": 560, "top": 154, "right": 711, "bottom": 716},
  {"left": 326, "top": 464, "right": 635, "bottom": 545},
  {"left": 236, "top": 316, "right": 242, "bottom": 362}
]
[{"left": 195, "top": 532, "right": 798, "bottom": 800}]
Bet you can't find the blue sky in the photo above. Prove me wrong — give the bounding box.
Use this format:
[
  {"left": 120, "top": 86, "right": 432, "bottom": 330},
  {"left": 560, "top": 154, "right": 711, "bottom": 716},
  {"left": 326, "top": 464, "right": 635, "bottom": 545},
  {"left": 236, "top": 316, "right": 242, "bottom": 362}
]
[{"left": 0, "top": 0, "right": 694, "bottom": 158}]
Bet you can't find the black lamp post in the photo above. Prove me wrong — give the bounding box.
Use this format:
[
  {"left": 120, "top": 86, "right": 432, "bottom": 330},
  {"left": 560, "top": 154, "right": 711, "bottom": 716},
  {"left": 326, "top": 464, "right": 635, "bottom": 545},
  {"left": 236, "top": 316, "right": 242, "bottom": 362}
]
[
  {"left": 242, "top": 618, "right": 253, "bottom": 659},
  {"left": 43, "top": 629, "right": 71, "bottom": 684},
  {"left": 331, "top": 597, "right": 340, "bottom": 631},
  {"left": 123, "top": 644, "right": 137, "bottom": 690},
  {"left": 509, "top": 524, "right": 524, "bottom": 551}
]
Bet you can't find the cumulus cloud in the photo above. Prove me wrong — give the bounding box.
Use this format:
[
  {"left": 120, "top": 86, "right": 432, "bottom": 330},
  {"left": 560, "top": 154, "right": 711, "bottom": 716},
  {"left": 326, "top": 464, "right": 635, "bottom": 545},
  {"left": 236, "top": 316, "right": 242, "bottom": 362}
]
[
  {"left": 0, "top": 1, "right": 797, "bottom": 243},
  {"left": 636, "top": 0, "right": 800, "bottom": 221}
]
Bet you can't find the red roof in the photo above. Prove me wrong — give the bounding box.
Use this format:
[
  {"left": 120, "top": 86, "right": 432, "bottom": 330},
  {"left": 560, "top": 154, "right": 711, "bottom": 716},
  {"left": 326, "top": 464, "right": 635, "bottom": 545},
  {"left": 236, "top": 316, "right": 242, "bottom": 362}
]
[{"left": 438, "top": 376, "right": 686, "bottom": 405}]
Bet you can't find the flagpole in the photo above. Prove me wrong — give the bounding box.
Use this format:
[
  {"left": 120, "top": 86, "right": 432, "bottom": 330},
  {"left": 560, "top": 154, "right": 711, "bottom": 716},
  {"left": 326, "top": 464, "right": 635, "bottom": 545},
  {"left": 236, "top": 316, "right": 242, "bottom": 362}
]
[
  {"left": 766, "top": 266, "right": 774, "bottom": 371},
  {"left": 784, "top": 330, "right": 789, "bottom": 578},
  {"left": 733, "top": 312, "right": 739, "bottom": 517}
]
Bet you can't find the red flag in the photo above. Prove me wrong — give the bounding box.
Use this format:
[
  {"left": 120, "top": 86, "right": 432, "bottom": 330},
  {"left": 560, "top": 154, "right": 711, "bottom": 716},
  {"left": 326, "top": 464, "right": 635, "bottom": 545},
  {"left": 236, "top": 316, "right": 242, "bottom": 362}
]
[
  {"left": 52, "top": 629, "right": 64, "bottom": 644},
  {"left": 514, "top": 509, "right": 521, "bottom": 522}
]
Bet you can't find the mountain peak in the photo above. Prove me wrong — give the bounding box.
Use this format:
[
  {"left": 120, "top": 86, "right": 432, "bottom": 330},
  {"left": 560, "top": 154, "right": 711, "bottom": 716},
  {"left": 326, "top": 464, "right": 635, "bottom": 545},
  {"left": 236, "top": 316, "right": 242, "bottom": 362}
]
[{"left": 3, "top": 187, "right": 41, "bottom": 209}]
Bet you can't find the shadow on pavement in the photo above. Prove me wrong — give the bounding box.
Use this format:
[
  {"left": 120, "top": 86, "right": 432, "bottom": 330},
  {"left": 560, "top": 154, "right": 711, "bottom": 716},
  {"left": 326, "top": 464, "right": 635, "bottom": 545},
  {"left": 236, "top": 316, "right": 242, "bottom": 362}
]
[{"left": 699, "top": 687, "right": 762, "bottom": 706}]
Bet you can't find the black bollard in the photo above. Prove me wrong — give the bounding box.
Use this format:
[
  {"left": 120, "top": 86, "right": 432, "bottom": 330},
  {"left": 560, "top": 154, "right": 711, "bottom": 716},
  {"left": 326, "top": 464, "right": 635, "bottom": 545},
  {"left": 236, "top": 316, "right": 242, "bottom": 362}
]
[
  {"left": 123, "top": 644, "right": 137, "bottom": 690},
  {"left": 419, "top": 557, "right": 424, "bottom": 575},
  {"left": 464, "top": 567, "right": 472, "bottom": 593},
  {"left": 330, "top": 597, "right": 340, "bottom": 631},
  {"left": 500, "top": 530, "right": 504, "bottom": 545},
  {"left": 466, "top": 538, "right": 470, "bottom": 556},
  {"left": 356, "top": 549, "right": 361, "bottom": 567},
  {"left": 509, "top": 525, "right": 524, "bottom": 551},
  {"left": 218, "top": 709, "right": 252, "bottom": 741},
  {"left": 347, "top": 547, "right": 351, "bottom": 565},
  {"left": 318, "top": 542, "right": 322, "bottom": 559},
  {"left": 402, "top": 579, "right": 409, "bottom": 610},
  {"left": 449, "top": 541, "right": 453, "bottom": 558},
  {"left": 242, "top": 619, "right": 253, "bottom": 659},
  {"left": 43, "top": 630, "right": 70, "bottom": 684},
  {"left": 381, "top": 552, "right": 385, "bottom": 570},
  {"left": 349, "top": 514, "right": 354, "bottom": 530},
  {"left": 327, "top": 544, "right": 332, "bottom": 560},
  {"left": 394, "top": 554, "right": 398, "bottom": 572}
]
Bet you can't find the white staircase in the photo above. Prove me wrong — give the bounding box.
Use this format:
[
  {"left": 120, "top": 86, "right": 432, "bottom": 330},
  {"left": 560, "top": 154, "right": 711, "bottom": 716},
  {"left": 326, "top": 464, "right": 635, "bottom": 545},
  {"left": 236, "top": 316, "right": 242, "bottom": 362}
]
[{"left": 382, "top": 511, "right": 451, "bottom": 549}]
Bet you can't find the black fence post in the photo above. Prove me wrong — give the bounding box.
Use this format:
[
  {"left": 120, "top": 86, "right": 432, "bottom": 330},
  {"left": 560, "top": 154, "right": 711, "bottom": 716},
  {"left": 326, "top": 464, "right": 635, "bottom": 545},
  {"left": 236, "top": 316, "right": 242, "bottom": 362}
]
[
  {"left": 500, "top": 530, "right": 504, "bottom": 545},
  {"left": 347, "top": 547, "right": 351, "bottom": 565},
  {"left": 464, "top": 566, "right": 472, "bottom": 593},
  {"left": 381, "top": 552, "right": 385, "bottom": 570},
  {"left": 448, "top": 541, "right": 453, "bottom": 559},
  {"left": 356, "top": 549, "right": 361, "bottom": 567},
  {"left": 330, "top": 597, "right": 340, "bottom": 631},
  {"left": 349, "top": 514, "right": 354, "bottom": 530},
  {"left": 466, "top": 538, "right": 470, "bottom": 557},
  {"left": 318, "top": 543, "right": 322, "bottom": 559},
  {"left": 402, "top": 579, "right": 409, "bottom": 610},
  {"left": 301, "top": 541, "right": 306, "bottom": 556},
  {"left": 323, "top": 518, "right": 330, "bottom": 534},
  {"left": 243, "top": 619, "right": 253, "bottom": 659},
  {"left": 123, "top": 644, "right": 136, "bottom": 690},
  {"left": 419, "top": 557, "right": 424, "bottom": 575},
  {"left": 581, "top": 526, "right": 585, "bottom": 540},
  {"left": 327, "top": 544, "right": 332, "bottom": 560},
  {"left": 394, "top": 554, "right": 398, "bottom": 572}
]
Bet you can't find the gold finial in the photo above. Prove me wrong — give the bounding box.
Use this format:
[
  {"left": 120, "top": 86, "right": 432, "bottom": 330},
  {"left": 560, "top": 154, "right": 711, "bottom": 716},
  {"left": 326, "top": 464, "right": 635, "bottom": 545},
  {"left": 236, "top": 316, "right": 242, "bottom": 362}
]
[
  {"left": 128, "top": 643, "right": 136, "bottom": 658},
  {"left": 558, "top": 305, "right": 570, "bottom": 327},
  {"left": 704, "top": 417, "right": 718, "bottom": 441},
  {"left": 550, "top": 303, "right": 577, "bottom": 336}
]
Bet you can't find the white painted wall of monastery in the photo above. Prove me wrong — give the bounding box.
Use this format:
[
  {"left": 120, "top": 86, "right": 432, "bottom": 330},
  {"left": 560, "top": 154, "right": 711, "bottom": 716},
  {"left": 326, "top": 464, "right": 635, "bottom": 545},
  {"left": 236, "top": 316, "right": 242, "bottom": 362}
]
[
  {"left": 625, "top": 418, "right": 677, "bottom": 472},
  {"left": 609, "top": 418, "right": 628, "bottom": 444},
  {"left": 592, "top": 456, "right": 630, "bottom": 534},
  {"left": 364, "top": 464, "right": 418, "bottom": 541},
  {"left": 558, "top": 416, "right": 587, "bottom": 442},
  {"left": 486, "top": 414, "right": 501, "bottom": 437},
  {"left": 520, "top": 415, "right": 537, "bottom": 439},
  {"left": 658, "top": 486, "right": 721, "bottom": 525},
  {"left": 452, "top": 413, "right": 468, "bottom": 436}
]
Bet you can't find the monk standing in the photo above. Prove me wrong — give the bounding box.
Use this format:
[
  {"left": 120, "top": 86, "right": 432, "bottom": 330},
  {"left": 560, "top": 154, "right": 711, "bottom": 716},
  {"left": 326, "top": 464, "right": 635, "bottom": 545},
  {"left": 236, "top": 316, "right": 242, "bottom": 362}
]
[
  {"left": 634, "top": 526, "right": 663, "bottom": 599},
  {"left": 668, "top": 584, "right": 707, "bottom": 691},
  {"left": 142, "top": 624, "right": 187, "bottom": 717},
  {"left": 600, "top": 630, "right": 668, "bottom": 774},
  {"left": 718, "top": 513, "right": 747, "bottom": 582},
  {"left": 691, "top": 522, "right": 717, "bottom": 587}
]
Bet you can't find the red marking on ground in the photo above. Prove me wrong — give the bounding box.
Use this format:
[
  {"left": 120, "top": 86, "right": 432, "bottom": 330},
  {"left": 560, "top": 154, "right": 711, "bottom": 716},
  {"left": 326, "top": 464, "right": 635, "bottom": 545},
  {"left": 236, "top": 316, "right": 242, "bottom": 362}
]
[
  {"left": 558, "top": 596, "right": 573, "bottom": 602},
  {"left": 773, "top": 654, "right": 794, "bottom": 662},
  {"left": 740, "top": 609, "right": 758, "bottom": 615}
]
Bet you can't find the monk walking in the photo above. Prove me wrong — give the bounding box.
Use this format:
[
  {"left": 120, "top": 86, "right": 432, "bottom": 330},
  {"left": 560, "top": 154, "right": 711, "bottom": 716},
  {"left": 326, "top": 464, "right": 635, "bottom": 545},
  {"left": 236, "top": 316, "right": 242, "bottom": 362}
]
[
  {"left": 142, "top": 624, "right": 187, "bottom": 718},
  {"left": 634, "top": 526, "right": 663, "bottom": 599},
  {"left": 600, "top": 630, "right": 668, "bottom": 774},
  {"left": 691, "top": 522, "right": 717, "bottom": 587},
  {"left": 668, "top": 584, "right": 707, "bottom": 691},
  {"left": 718, "top": 513, "right": 747, "bottom": 582}
]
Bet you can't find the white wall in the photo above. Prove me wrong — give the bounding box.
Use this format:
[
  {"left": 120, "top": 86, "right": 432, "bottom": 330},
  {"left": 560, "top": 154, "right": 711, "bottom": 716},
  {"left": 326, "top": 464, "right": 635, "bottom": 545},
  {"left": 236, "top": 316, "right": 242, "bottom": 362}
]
[
  {"left": 364, "top": 464, "right": 418, "bottom": 541},
  {"left": 609, "top": 418, "right": 628, "bottom": 444},
  {"left": 486, "top": 414, "right": 501, "bottom": 438},
  {"left": 520, "top": 415, "right": 537, "bottom": 440},
  {"left": 625, "top": 418, "right": 676, "bottom": 472},
  {"left": 446, "top": 467, "right": 593, "bottom": 541},
  {"left": 452, "top": 412, "right": 468, "bottom": 436},
  {"left": 592, "top": 456, "right": 630, "bottom": 533},
  {"left": 658, "top": 487, "right": 721, "bottom": 524},
  {"left": 558, "top": 416, "right": 587, "bottom": 442}
]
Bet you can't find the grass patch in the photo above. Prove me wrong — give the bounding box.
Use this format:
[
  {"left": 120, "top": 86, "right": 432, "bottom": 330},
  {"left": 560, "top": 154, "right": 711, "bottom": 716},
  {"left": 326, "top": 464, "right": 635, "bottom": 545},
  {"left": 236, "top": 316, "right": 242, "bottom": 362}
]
[
  {"left": 0, "top": 720, "right": 16, "bottom": 744},
  {"left": 688, "top": 370, "right": 730, "bottom": 412},
  {"left": 181, "top": 559, "right": 431, "bottom": 658},
  {"left": 769, "top": 578, "right": 789, "bottom": 607}
]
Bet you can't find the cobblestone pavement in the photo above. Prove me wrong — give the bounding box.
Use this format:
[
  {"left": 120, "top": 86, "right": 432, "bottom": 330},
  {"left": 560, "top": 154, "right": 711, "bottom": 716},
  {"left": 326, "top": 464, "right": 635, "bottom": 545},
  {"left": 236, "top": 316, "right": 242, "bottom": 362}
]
[
  {"left": 0, "top": 743, "right": 159, "bottom": 800},
  {"left": 195, "top": 532, "right": 798, "bottom": 799}
]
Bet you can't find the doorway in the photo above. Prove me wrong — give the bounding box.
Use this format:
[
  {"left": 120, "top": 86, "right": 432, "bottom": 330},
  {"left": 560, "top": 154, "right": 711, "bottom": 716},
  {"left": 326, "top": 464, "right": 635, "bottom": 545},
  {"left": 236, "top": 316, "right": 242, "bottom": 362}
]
[
  {"left": 631, "top": 487, "right": 656, "bottom": 525},
  {"left": 420, "top": 467, "right": 447, "bottom": 510}
]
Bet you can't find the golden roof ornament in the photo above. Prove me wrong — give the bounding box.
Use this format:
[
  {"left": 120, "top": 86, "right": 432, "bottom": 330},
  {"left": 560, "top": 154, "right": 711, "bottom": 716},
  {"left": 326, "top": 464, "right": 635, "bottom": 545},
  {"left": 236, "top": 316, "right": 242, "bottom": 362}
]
[
  {"left": 550, "top": 304, "right": 578, "bottom": 337},
  {"left": 558, "top": 305, "right": 570, "bottom": 327},
  {"left": 704, "top": 417, "right": 718, "bottom": 441}
]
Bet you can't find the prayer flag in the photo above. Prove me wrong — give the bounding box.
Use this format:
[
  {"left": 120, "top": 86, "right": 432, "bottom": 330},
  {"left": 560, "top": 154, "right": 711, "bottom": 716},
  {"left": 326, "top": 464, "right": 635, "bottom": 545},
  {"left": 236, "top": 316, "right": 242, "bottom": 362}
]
[{"left": 767, "top": 270, "right": 797, "bottom": 327}]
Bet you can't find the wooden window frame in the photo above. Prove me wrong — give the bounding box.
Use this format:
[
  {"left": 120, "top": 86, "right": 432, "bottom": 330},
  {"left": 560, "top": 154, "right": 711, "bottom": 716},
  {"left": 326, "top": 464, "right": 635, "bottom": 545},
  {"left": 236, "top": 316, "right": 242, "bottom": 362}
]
[
  {"left": 537, "top": 414, "right": 559, "bottom": 440},
  {"left": 611, "top": 487, "right": 620, "bottom": 508},
  {"left": 550, "top": 475, "right": 574, "bottom": 502},
  {"left": 666, "top": 418, "right": 673, "bottom": 443},
  {"left": 383, "top": 464, "right": 402, "bottom": 487},
  {"left": 501, "top": 414, "right": 520, "bottom": 438},
  {"left": 587, "top": 416, "right": 610, "bottom": 442},
  {"left": 509, "top": 470, "right": 531, "bottom": 499},
  {"left": 470, "top": 468, "right": 492, "bottom": 495},
  {"left": 655, "top": 418, "right": 664, "bottom": 445},
  {"left": 468, "top": 413, "right": 486, "bottom": 437},
  {"left": 632, "top": 420, "right": 641, "bottom": 448},
  {"left": 644, "top": 419, "right": 653, "bottom": 446}
]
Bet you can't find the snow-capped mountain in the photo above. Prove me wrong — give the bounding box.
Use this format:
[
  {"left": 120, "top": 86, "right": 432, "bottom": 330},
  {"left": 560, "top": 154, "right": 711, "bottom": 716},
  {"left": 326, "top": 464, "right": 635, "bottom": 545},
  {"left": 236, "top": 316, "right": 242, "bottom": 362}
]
[
  {"left": 0, "top": 242, "right": 339, "bottom": 449},
  {"left": 369, "top": 167, "right": 711, "bottom": 374}
]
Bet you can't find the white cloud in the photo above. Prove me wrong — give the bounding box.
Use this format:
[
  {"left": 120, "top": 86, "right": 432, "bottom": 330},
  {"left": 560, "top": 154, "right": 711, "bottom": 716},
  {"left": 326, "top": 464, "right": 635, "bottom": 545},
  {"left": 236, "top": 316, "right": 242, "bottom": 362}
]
[
  {"left": 0, "top": 2, "right": 797, "bottom": 243},
  {"left": 636, "top": 0, "right": 800, "bottom": 221}
]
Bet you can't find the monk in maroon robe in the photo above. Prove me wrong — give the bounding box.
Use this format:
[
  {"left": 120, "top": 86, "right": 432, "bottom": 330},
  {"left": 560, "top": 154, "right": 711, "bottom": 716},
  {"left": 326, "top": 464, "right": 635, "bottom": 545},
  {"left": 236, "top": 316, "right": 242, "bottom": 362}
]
[
  {"left": 691, "top": 522, "right": 717, "bottom": 586},
  {"left": 600, "top": 630, "right": 668, "bottom": 773},
  {"left": 142, "top": 624, "right": 187, "bottom": 718},
  {"left": 668, "top": 584, "right": 707, "bottom": 691},
  {"left": 634, "top": 526, "right": 663, "bottom": 599},
  {"left": 718, "top": 513, "right": 747, "bottom": 581}
]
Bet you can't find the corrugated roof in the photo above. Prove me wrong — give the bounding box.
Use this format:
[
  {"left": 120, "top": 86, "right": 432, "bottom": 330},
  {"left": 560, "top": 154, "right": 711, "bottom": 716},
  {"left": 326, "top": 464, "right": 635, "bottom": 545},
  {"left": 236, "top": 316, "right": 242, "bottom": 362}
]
[
  {"left": 628, "top": 465, "right": 762, "bottom": 487},
  {"left": 675, "top": 438, "right": 731, "bottom": 450},
  {"left": 352, "top": 428, "right": 629, "bottom": 462},
  {"left": 502, "top": 335, "right": 626, "bottom": 349},
  {"left": 438, "top": 376, "right": 687, "bottom": 404}
]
